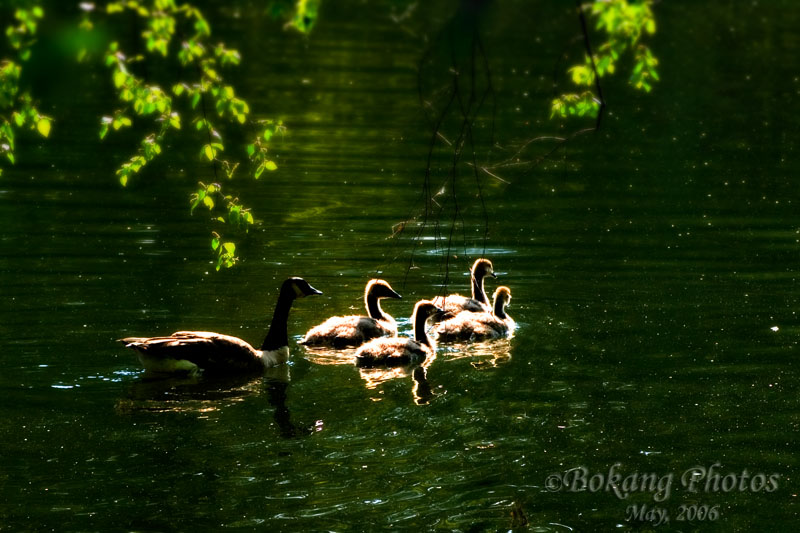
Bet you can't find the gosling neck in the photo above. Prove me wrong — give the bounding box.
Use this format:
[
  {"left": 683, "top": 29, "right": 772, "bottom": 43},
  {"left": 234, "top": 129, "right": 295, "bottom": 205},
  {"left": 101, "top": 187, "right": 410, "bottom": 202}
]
[
  {"left": 261, "top": 287, "right": 295, "bottom": 351},
  {"left": 365, "top": 292, "right": 389, "bottom": 321},
  {"left": 471, "top": 271, "right": 489, "bottom": 305},
  {"left": 413, "top": 309, "right": 434, "bottom": 348},
  {"left": 493, "top": 297, "right": 508, "bottom": 320}
]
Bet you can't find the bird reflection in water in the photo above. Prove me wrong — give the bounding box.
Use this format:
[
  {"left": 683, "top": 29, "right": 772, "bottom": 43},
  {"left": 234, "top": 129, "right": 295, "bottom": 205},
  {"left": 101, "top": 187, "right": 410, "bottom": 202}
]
[
  {"left": 302, "top": 345, "right": 435, "bottom": 405},
  {"left": 116, "top": 365, "right": 320, "bottom": 438},
  {"left": 439, "top": 338, "right": 514, "bottom": 369}
]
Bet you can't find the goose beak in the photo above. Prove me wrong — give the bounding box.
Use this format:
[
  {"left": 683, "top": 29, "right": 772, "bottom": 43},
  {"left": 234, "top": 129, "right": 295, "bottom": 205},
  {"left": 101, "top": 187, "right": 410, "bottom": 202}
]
[
  {"left": 490, "top": 272, "right": 497, "bottom": 279},
  {"left": 388, "top": 288, "right": 402, "bottom": 299},
  {"left": 299, "top": 281, "right": 322, "bottom": 297},
  {"left": 307, "top": 285, "right": 323, "bottom": 296},
  {"left": 433, "top": 306, "right": 447, "bottom": 320}
]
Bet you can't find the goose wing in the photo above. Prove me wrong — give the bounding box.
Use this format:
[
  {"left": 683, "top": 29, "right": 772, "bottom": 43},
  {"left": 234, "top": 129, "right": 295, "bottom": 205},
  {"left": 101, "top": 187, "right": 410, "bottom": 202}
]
[
  {"left": 121, "top": 331, "right": 261, "bottom": 372},
  {"left": 301, "top": 316, "right": 395, "bottom": 347},
  {"left": 435, "top": 311, "right": 505, "bottom": 341},
  {"left": 431, "top": 294, "right": 490, "bottom": 318},
  {"left": 355, "top": 337, "right": 430, "bottom": 367}
]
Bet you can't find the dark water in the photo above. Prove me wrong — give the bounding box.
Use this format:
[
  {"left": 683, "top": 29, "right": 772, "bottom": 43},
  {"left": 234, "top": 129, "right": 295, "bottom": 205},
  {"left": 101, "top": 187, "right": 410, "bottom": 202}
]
[{"left": 2, "top": 1, "right": 799, "bottom": 530}]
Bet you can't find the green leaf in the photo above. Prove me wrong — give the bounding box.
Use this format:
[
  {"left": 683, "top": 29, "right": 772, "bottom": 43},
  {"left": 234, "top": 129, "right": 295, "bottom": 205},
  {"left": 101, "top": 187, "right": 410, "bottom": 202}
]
[
  {"left": 203, "top": 144, "right": 214, "bottom": 161},
  {"left": 569, "top": 65, "right": 592, "bottom": 86},
  {"left": 246, "top": 143, "right": 255, "bottom": 157},
  {"left": 203, "top": 195, "right": 214, "bottom": 209},
  {"left": 264, "top": 160, "right": 277, "bottom": 171},
  {"left": 113, "top": 69, "right": 127, "bottom": 88},
  {"left": 222, "top": 242, "right": 235, "bottom": 254},
  {"left": 37, "top": 118, "right": 51, "bottom": 138},
  {"left": 211, "top": 237, "right": 220, "bottom": 250},
  {"left": 190, "top": 193, "right": 203, "bottom": 213}
]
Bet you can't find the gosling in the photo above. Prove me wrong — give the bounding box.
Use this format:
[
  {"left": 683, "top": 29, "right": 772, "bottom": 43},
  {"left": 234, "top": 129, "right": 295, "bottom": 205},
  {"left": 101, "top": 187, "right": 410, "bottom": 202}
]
[
  {"left": 300, "top": 279, "right": 402, "bottom": 348},
  {"left": 119, "top": 277, "right": 322, "bottom": 375},
  {"left": 431, "top": 258, "right": 496, "bottom": 318},
  {"left": 355, "top": 300, "right": 444, "bottom": 367},
  {"left": 435, "top": 286, "right": 515, "bottom": 342}
]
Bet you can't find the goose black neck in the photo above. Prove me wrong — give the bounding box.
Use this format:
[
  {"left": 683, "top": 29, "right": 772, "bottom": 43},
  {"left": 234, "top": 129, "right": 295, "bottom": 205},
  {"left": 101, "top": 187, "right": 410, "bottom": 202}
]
[
  {"left": 471, "top": 271, "right": 489, "bottom": 305},
  {"left": 493, "top": 297, "right": 507, "bottom": 319},
  {"left": 365, "top": 292, "right": 387, "bottom": 321},
  {"left": 413, "top": 308, "right": 433, "bottom": 347},
  {"left": 260, "top": 287, "right": 296, "bottom": 351}
]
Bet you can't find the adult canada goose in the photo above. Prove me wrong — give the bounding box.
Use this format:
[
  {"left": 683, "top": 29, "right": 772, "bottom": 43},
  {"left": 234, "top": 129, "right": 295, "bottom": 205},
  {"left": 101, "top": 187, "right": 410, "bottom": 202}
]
[
  {"left": 431, "top": 258, "right": 496, "bottom": 318},
  {"left": 300, "top": 279, "right": 402, "bottom": 348},
  {"left": 435, "top": 286, "right": 515, "bottom": 342},
  {"left": 355, "top": 300, "right": 444, "bottom": 367},
  {"left": 119, "top": 277, "right": 322, "bottom": 375}
]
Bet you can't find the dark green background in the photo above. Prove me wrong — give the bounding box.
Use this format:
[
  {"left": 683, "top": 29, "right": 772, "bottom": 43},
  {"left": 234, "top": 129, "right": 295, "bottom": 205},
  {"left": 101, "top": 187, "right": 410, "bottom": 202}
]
[{"left": 1, "top": 1, "right": 798, "bottom": 530}]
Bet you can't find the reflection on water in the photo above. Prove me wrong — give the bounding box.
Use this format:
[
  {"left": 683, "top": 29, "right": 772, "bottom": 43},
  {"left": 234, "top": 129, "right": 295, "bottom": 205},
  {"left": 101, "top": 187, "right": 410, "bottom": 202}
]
[
  {"left": 116, "top": 366, "right": 318, "bottom": 438},
  {"left": 302, "top": 344, "right": 438, "bottom": 404},
  {"left": 359, "top": 358, "right": 436, "bottom": 405},
  {"left": 439, "top": 338, "right": 514, "bottom": 369},
  {"left": 302, "top": 346, "right": 358, "bottom": 367},
  {"left": 422, "top": 247, "right": 518, "bottom": 257},
  {"left": 116, "top": 372, "right": 265, "bottom": 414}
]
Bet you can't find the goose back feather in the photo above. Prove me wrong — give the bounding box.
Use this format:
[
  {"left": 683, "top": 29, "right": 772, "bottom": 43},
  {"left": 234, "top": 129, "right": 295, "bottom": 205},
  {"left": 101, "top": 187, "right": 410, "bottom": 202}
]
[
  {"left": 431, "top": 258, "right": 496, "bottom": 319},
  {"left": 355, "top": 300, "right": 443, "bottom": 367},
  {"left": 435, "top": 286, "right": 515, "bottom": 342},
  {"left": 300, "top": 279, "right": 401, "bottom": 348}
]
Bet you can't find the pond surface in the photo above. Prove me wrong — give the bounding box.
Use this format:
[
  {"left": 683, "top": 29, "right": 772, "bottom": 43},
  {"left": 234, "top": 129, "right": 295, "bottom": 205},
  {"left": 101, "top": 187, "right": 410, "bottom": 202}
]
[{"left": 1, "top": 1, "right": 799, "bottom": 530}]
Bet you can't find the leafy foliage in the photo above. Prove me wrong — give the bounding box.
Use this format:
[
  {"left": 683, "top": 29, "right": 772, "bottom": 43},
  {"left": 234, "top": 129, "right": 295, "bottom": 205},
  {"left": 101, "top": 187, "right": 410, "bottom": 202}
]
[
  {"left": 286, "top": 0, "right": 320, "bottom": 34},
  {"left": 0, "top": 5, "right": 52, "bottom": 176},
  {"left": 211, "top": 232, "right": 238, "bottom": 271},
  {"left": 86, "top": 0, "right": 287, "bottom": 269},
  {"left": 247, "top": 119, "right": 284, "bottom": 179},
  {"left": 191, "top": 181, "right": 254, "bottom": 270},
  {"left": 267, "top": 0, "right": 320, "bottom": 34},
  {"left": 551, "top": 0, "right": 658, "bottom": 120}
]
